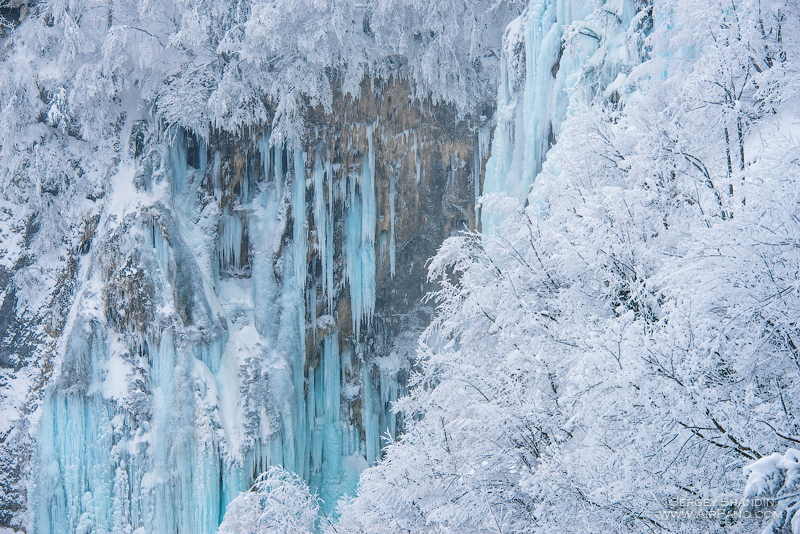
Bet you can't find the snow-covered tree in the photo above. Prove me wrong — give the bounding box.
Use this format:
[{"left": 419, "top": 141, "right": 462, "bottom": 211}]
[{"left": 743, "top": 449, "right": 800, "bottom": 534}]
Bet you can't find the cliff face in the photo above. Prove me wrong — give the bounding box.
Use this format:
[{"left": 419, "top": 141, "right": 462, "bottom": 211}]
[{"left": 23, "top": 78, "right": 488, "bottom": 532}]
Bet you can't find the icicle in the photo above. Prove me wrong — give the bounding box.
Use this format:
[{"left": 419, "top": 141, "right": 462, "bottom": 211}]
[
  {"left": 310, "top": 282, "right": 317, "bottom": 341},
  {"left": 325, "top": 210, "right": 334, "bottom": 312},
  {"left": 479, "top": 123, "right": 492, "bottom": 157},
  {"left": 380, "top": 367, "right": 399, "bottom": 441},
  {"left": 274, "top": 143, "right": 284, "bottom": 197},
  {"left": 341, "top": 342, "right": 354, "bottom": 378},
  {"left": 474, "top": 123, "right": 491, "bottom": 220},
  {"left": 218, "top": 209, "right": 244, "bottom": 274},
  {"left": 389, "top": 170, "right": 396, "bottom": 277},
  {"left": 242, "top": 158, "right": 250, "bottom": 204},
  {"left": 345, "top": 190, "right": 364, "bottom": 336},
  {"left": 361, "top": 123, "right": 377, "bottom": 246},
  {"left": 170, "top": 131, "right": 189, "bottom": 206},
  {"left": 292, "top": 147, "right": 307, "bottom": 290},
  {"left": 379, "top": 230, "right": 388, "bottom": 266},
  {"left": 259, "top": 132, "right": 271, "bottom": 183},
  {"left": 199, "top": 138, "right": 207, "bottom": 172},
  {"left": 344, "top": 192, "right": 376, "bottom": 338},
  {"left": 309, "top": 365, "right": 322, "bottom": 475},
  {"left": 325, "top": 159, "right": 334, "bottom": 311}
]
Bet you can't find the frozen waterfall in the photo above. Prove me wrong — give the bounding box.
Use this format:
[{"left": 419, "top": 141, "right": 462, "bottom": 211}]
[{"left": 32, "top": 121, "right": 412, "bottom": 531}]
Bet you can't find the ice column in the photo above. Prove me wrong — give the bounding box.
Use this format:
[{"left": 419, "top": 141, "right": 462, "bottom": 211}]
[
  {"left": 344, "top": 124, "right": 377, "bottom": 337},
  {"left": 388, "top": 171, "right": 396, "bottom": 277},
  {"left": 290, "top": 145, "right": 309, "bottom": 480},
  {"left": 317, "top": 335, "right": 342, "bottom": 490},
  {"left": 312, "top": 151, "right": 336, "bottom": 310},
  {"left": 481, "top": 0, "right": 596, "bottom": 228},
  {"left": 361, "top": 365, "right": 380, "bottom": 465},
  {"left": 413, "top": 130, "right": 421, "bottom": 184}
]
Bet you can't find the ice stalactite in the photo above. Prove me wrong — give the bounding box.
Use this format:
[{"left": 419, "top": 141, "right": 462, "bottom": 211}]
[
  {"left": 361, "top": 124, "right": 377, "bottom": 249},
  {"left": 211, "top": 150, "right": 223, "bottom": 203},
  {"left": 379, "top": 230, "right": 388, "bottom": 267},
  {"left": 474, "top": 123, "right": 492, "bottom": 221},
  {"left": 324, "top": 158, "right": 335, "bottom": 311}
]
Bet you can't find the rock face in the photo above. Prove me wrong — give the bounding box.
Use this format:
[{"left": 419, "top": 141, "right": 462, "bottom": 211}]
[{"left": 21, "top": 79, "right": 489, "bottom": 532}]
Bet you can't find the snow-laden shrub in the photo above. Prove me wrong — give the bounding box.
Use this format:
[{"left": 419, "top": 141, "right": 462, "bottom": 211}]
[{"left": 218, "top": 466, "right": 321, "bottom": 534}]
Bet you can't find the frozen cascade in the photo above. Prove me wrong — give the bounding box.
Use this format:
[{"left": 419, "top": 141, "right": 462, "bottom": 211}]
[
  {"left": 35, "top": 316, "right": 228, "bottom": 534},
  {"left": 482, "top": 0, "right": 641, "bottom": 229},
  {"left": 482, "top": 0, "right": 591, "bottom": 228},
  {"left": 4, "top": 1, "right": 660, "bottom": 531}
]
